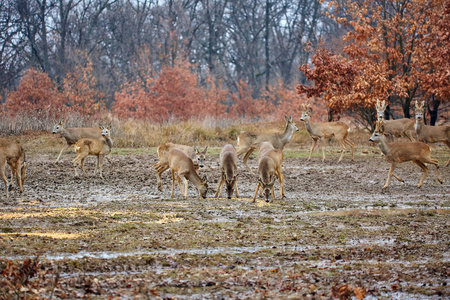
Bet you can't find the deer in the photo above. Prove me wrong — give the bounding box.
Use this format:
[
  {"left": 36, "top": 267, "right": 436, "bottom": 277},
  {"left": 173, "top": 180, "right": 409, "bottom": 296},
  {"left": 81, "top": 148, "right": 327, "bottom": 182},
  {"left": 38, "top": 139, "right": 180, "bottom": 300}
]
[
  {"left": 369, "top": 120, "right": 443, "bottom": 189},
  {"left": 253, "top": 142, "right": 284, "bottom": 203},
  {"left": 0, "top": 138, "right": 26, "bottom": 198},
  {"left": 168, "top": 148, "right": 208, "bottom": 199},
  {"left": 236, "top": 115, "right": 298, "bottom": 175},
  {"left": 375, "top": 99, "right": 416, "bottom": 141},
  {"left": 154, "top": 143, "right": 208, "bottom": 192},
  {"left": 52, "top": 120, "right": 111, "bottom": 163},
  {"left": 300, "top": 103, "right": 354, "bottom": 163},
  {"left": 73, "top": 126, "right": 112, "bottom": 178},
  {"left": 214, "top": 144, "right": 239, "bottom": 199},
  {"left": 414, "top": 100, "right": 450, "bottom": 167}
]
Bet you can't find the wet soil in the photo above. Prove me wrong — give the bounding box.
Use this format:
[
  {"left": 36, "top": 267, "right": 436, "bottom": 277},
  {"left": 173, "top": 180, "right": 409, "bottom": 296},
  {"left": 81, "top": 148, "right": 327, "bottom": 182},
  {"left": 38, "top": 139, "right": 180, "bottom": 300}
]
[{"left": 0, "top": 145, "right": 449, "bottom": 299}]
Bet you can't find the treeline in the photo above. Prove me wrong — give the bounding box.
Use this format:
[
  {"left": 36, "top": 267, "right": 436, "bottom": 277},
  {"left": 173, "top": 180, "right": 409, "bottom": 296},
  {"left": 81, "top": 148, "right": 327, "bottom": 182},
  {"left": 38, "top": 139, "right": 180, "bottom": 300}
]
[
  {"left": 1, "top": 0, "right": 448, "bottom": 128},
  {"left": 0, "top": 0, "right": 331, "bottom": 108}
]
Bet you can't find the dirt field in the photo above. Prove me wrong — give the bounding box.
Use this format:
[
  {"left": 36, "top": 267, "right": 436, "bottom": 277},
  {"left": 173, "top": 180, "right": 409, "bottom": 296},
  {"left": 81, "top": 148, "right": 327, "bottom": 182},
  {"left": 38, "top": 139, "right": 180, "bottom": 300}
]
[{"left": 0, "top": 142, "right": 449, "bottom": 299}]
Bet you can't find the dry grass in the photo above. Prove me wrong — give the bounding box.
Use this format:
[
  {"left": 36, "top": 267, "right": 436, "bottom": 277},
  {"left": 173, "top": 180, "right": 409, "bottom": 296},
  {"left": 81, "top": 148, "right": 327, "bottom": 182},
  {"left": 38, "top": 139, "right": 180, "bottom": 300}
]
[{"left": 1, "top": 113, "right": 374, "bottom": 149}]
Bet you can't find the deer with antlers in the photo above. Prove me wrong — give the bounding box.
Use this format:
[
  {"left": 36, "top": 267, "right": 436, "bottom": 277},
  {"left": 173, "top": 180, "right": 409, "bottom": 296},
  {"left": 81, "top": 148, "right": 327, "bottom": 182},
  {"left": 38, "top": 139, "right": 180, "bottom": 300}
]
[
  {"left": 73, "top": 126, "right": 112, "bottom": 178},
  {"left": 154, "top": 143, "right": 208, "bottom": 192},
  {"left": 52, "top": 120, "right": 111, "bottom": 163},
  {"left": 0, "top": 138, "right": 26, "bottom": 198},
  {"left": 168, "top": 149, "right": 208, "bottom": 199},
  {"left": 253, "top": 142, "right": 284, "bottom": 203},
  {"left": 236, "top": 115, "right": 298, "bottom": 175},
  {"left": 300, "top": 103, "right": 354, "bottom": 163},
  {"left": 215, "top": 144, "right": 239, "bottom": 199},
  {"left": 414, "top": 101, "right": 450, "bottom": 167},
  {"left": 375, "top": 99, "right": 416, "bottom": 141},
  {"left": 369, "top": 120, "right": 443, "bottom": 189}
]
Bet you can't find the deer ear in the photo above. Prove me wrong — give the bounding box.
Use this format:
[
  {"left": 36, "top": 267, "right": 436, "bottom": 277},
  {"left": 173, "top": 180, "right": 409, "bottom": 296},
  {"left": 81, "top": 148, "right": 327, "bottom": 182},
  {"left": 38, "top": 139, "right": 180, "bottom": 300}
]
[{"left": 203, "top": 146, "right": 208, "bottom": 154}]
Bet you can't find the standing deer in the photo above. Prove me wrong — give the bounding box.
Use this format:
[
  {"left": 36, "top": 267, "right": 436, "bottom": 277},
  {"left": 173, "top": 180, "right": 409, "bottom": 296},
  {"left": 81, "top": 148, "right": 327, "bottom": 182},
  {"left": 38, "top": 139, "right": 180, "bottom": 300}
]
[
  {"left": 73, "top": 126, "right": 112, "bottom": 178},
  {"left": 253, "top": 142, "right": 284, "bottom": 203},
  {"left": 52, "top": 120, "right": 111, "bottom": 163},
  {"left": 375, "top": 99, "right": 416, "bottom": 141},
  {"left": 414, "top": 101, "right": 450, "bottom": 166},
  {"left": 236, "top": 115, "right": 298, "bottom": 175},
  {"left": 154, "top": 143, "right": 208, "bottom": 192},
  {"left": 168, "top": 149, "right": 208, "bottom": 199},
  {"left": 215, "top": 144, "right": 239, "bottom": 199},
  {"left": 369, "top": 120, "right": 443, "bottom": 189},
  {"left": 0, "top": 138, "right": 26, "bottom": 198},
  {"left": 300, "top": 103, "right": 354, "bottom": 163}
]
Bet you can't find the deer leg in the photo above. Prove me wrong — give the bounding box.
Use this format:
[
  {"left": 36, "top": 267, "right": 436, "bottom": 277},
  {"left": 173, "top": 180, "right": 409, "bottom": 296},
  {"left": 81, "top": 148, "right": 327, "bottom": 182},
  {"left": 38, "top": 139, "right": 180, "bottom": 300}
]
[
  {"left": 337, "top": 140, "right": 347, "bottom": 163},
  {"left": 413, "top": 160, "right": 428, "bottom": 188},
  {"left": 176, "top": 175, "right": 183, "bottom": 194},
  {"left": 277, "top": 169, "right": 285, "bottom": 199},
  {"left": 171, "top": 170, "right": 176, "bottom": 198},
  {"left": 234, "top": 181, "right": 240, "bottom": 198},
  {"left": 80, "top": 157, "right": 88, "bottom": 178},
  {"left": 391, "top": 173, "right": 404, "bottom": 183},
  {"left": 308, "top": 139, "right": 318, "bottom": 161},
  {"left": 253, "top": 182, "right": 261, "bottom": 202},
  {"left": 73, "top": 156, "right": 81, "bottom": 177},
  {"left": 422, "top": 158, "right": 443, "bottom": 184},
  {"left": 14, "top": 161, "right": 23, "bottom": 193},
  {"left": 98, "top": 156, "right": 104, "bottom": 179},
  {"left": 105, "top": 154, "right": 112, "bottom": 163},
  {"left": 155, "top": 163, "right": 169, "bottom": 192},
  {"left": 321, "top": 139, "right": 327, "bottom": 162},
  {"left": 1, "top": 160, "right": 8, "bottom": 198},
  {"left": 242, "top": 148, "right": 256, "bottom": 175},
  {"left": 182, "top": 176, "right": 188, "bottom": 199},
  {"left": 344, "top": 139, "right": 355, "bottom": 161},
  {"left": 56, "top": 144, "right": 71, "bottom": 163},
  {"left": 383, "top": 162, "right": 398, "bottom": 189},
  {"left": 214, "top": 178, "right": 224, "bottom": 198}
]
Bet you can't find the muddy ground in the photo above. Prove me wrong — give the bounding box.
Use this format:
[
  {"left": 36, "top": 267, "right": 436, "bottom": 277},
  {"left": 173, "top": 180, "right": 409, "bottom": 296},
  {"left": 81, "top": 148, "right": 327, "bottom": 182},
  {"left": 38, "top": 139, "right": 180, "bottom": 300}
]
[{"left": 0, "top": 143, "right": 449, "bottom": 299}]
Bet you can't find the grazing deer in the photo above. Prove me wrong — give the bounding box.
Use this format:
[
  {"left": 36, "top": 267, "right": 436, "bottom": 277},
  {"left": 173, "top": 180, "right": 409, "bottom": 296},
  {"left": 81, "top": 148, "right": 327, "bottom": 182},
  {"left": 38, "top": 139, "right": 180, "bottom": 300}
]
[
  {"left": 300, "top": 103, "right": 354, "bottom": 163},
  {"left": 236, "top": 115, "right": 298, "bottom": 175},
  {"left": 253, "top": 142, "right": 284, "bottom": 202},
  {"left": 215, "top": 144, "right": 239, "bottom": 199},
  {"left": 73, "top": 126, "right": 112, "bottom": 178},
  {"left": 52, "top": 120, "right": 111, "bottom": 163},
  {"left": 154, "top": 143, "right": 208, "bottom": 192},
  {"left": 369, "top": 120, "right": 443, "bottom": 189},
  {"left": 0, "top": 138, "right": 26, "bottom": 198},
  {"left": 375, "top": 99, "right": 416, "bottom": 141},
  {"left": 168, "top": 149, "right": 208, "bottom": 199},
  {"left": 414, "top": 101, "right": 450, "bottom": 166}
]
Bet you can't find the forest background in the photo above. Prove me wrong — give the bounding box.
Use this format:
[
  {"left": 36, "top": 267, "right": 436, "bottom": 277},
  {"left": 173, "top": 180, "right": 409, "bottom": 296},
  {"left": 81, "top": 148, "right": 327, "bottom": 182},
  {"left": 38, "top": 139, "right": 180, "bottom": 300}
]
[{"left": 0, "top": 0, "right": 449, "bottom": 142}]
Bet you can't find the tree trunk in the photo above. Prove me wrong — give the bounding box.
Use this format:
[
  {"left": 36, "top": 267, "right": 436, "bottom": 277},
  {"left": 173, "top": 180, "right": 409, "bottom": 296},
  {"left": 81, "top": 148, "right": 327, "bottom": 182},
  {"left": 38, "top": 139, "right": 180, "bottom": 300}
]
[{"left": 428, "top": 95, "right": 440, "bottom": 126}]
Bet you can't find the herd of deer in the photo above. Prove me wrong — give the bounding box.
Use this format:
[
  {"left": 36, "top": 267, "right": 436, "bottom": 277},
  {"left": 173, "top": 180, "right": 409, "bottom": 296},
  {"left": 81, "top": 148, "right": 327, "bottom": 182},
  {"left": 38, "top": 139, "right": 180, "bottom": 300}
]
[{"left": 0, "top": 100, "right": 448, "bottom": 200}]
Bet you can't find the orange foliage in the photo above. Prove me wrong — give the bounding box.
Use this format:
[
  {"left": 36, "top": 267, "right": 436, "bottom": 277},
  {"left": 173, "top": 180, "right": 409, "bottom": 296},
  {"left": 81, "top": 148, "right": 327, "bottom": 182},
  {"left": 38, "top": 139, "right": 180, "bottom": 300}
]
[
  {"left": 299, "top": 0, "right": 448, "bottom": 121},
  {"left": 63, "top": 58, "right": 105, "bottom": 116},
  {"left": 114, "top": 58, "right": 228, "bottom": 122},
  {"left": 6, "top": 69, "right": 63, "bottom": 117},
  {"left": 417, "top": 0, "right": 450, "bottom": 101},
  {"left": 229, "top": 80, "right": 274, "bottom": 120}
]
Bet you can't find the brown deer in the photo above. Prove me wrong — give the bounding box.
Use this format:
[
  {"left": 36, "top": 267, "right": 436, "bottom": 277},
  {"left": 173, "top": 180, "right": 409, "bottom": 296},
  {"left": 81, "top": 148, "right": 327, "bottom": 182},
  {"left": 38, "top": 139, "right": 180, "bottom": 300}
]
[
  {"left": 369, "top": 120, "right": 443, "bottom": 189},
  {"left": 253, "top": 142, "right": 284, "bottom": 203},
  {"left": 52, "top": 120, "right": 111, "bottom": 163},
  {"left": 215, "top": 144, "right": 239, "bottom": 199},
  {"left": 73, "top": 126, "right": 112, "bottom": 178},
  {"left": 154, "top": 143, "right": 208, "bottom": 192},
  {"left": 375, "top": 99, "right": 416, "bottom": 141},
  {"left": 300, "top": 103, "right": 354, "bottom": 163},
  {"left": 236, "top": 115, "right": 298, "bottom": 175},
  {"left": 168, "top": 149, "right": 208, "bottom": 199},
  {"left": 414, "top": 101, "right": 450, "bottom": 166},
  {"left": 0, "top": 138, "right": 26, "bottom": 198}
]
